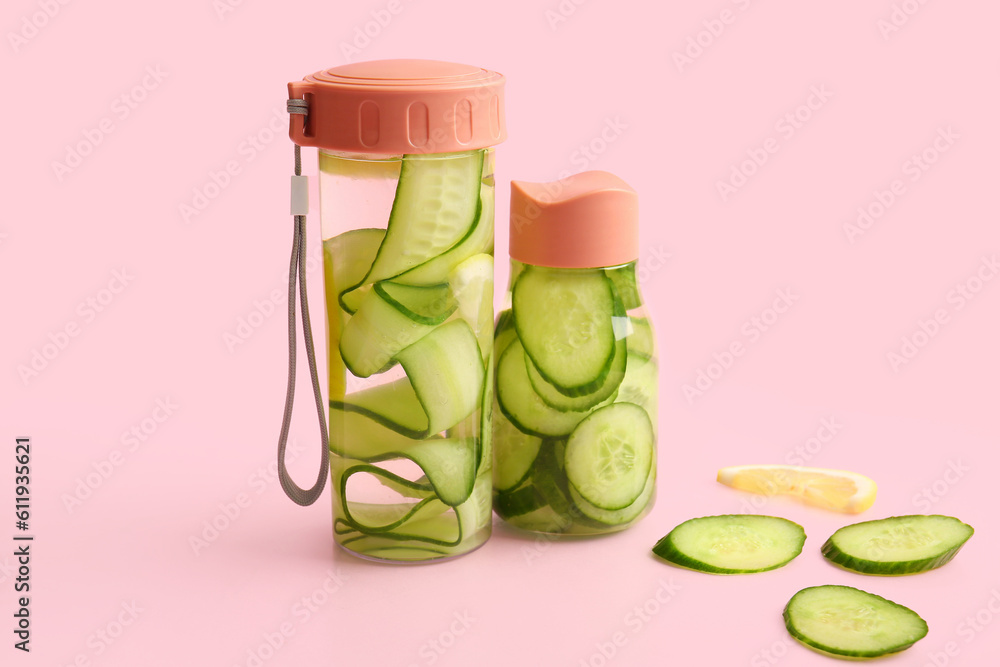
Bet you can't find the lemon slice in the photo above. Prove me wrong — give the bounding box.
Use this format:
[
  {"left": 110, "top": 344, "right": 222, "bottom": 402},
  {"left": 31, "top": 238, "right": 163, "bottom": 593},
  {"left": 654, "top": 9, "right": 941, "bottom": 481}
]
[{"left": 717, "top": 465, "right": 877, "bottom": 514}]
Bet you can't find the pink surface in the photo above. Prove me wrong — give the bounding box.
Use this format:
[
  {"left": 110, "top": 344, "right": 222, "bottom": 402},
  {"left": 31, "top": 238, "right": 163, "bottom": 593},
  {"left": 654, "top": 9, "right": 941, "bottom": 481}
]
[{"left": 4, "top": 1, "right": 999, "bottom": 666}]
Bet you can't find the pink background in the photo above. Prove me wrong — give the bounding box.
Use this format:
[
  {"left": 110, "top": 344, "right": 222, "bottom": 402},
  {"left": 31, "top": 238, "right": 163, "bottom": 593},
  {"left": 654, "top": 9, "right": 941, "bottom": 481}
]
[{"left": 4, "top": 0, "right": 999, "bottom": 665}]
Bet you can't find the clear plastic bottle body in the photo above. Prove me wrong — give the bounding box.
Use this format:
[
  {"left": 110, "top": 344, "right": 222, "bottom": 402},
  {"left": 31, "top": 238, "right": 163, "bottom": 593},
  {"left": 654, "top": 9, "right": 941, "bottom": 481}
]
[
  {"left": 493, "top": 259, "right": 658, "bottom": 535},
  {"left": 320, "top": 148, "right": 495, "bottom": 562}
]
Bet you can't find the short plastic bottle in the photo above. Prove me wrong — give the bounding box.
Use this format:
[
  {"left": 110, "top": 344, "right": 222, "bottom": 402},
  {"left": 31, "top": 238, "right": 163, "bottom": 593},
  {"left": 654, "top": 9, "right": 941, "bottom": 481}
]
[{"left": 493, "top": 171, "right": 658, "bottom": 535}]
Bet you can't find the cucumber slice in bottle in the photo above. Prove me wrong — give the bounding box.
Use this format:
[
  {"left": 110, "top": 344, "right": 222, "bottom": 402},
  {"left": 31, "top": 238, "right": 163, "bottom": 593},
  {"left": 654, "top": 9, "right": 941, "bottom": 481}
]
[
  {"left": 783, "top": 585, "right": 928, "bottom": 658},
  {"left": 396, "top": 319, "right": 485, "bottom": 435},
  {"left": 448, "top": 253, "right": 494, "bottom": 362},
  {"left": 605, "top": 262, "right": 642, "bottom": 310},
  {"left": 374, "top": 282, "right": 457, "bottom": 325},
  {"left": 494, "top": 483, "right": 544, "bottom": 518},
  {"left": 570, "top": 464, "right": 654, "bottom": 527},
  {"left": 394, "top": 185, "right": 495, "bottom": 286},
  {"left": 328, "top": 411, "right": 475, "bottom": 507},
  {"left": 625, "top": 316, "right": 655, "bottom": 358},
  {"left": 652, "top": 515, "right": 806, "bottom": 574},
  {"left": 531, "top": 440, "right": 573, "bottom": 517},
  {"left": 564, "top": 402, "right": 654, "bottom": 511},
  {"left": 338, "top": 286, "right": 438, "bottom": 378},
  {"left": 363, "top": 151, "right": 485, "bottom": 283},
  {"left": 821, "top": 514, "right": 974, "bottom": 575},
  {"left": 323, "top": 228, "right": 385, "bottom": 315},
  {"left": 513, "top": 266, "right": 618, "bottom": 396},
  {"left": 492, "top": 410, "right": 543, "bottom": 491},
  {"left": 614, "top": 352, "right": 658, "bottom": 428},
  {"left": 331, "top": 376, "right": 429, "bottom": 439},
  {"left": 493, "top": 309, "right": 518, "bottom": 360},
  {"left": 496, "top": 340, "right": 596, "bottom": 438},
  {"left": 526, "top": 337, "right": 626, "bottom": 412}
]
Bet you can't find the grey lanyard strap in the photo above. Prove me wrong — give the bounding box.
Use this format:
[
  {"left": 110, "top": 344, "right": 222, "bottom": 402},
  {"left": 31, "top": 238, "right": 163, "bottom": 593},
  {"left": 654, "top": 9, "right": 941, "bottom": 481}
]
[{"left": 276, "top": 98, "right": 329, "bottom": 506}]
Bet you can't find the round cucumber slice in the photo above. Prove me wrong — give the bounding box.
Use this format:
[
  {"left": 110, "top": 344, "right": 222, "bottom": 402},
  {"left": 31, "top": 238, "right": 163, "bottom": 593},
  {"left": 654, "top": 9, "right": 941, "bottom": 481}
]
[
  {"left": 652, "top": 515, "right": 805, "bottom": 574},
  {"left": 784, "top": 585, "right": 928, "bottom": 658},
  {"left": 526, "top": 338, "right": 626, "bottom": 412},
  {"left": 822, "top": 514, "right": 974, "bottom": 575},
  {"left": 495, "top": 340, "right": 596, "bottom": 438},
  {"left": 564, "top": 402, "right": 654, "bottom": 510},
  {"left": 570, "top": 465, "right": 655, "bottom": 527},
  {"left": 513, "top": 266, "right": 618, "bottom": 396}
]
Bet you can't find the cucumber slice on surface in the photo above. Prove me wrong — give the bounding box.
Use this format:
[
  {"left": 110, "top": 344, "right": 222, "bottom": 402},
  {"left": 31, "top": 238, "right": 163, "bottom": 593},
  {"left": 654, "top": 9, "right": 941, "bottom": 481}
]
[
  {"left": 652, "top": 515, "right": 806, "bottom": 574},
  {"left": 513, "top": 266, "right": 618, "bottom": 396},
  {"left": 364, "top": 151, "right": 485, "bottom": 283},
  {"left": 822, "top": 514, "right": 974, "bottom": 575},
  {"left": 564, "top": 402, "right": 654, "bottom": 511},
  {"left": 783, "top": 585, "right": 928, "bottom": 658},
  {"left": 496, "top": 340, "right": 595, "bottom": 438}
]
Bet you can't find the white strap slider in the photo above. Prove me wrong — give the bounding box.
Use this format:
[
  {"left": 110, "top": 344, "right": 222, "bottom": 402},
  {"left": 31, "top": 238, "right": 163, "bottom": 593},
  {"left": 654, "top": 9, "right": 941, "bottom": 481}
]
[{"left": 290, "top": 175, "right": 309, "bottom": 216}]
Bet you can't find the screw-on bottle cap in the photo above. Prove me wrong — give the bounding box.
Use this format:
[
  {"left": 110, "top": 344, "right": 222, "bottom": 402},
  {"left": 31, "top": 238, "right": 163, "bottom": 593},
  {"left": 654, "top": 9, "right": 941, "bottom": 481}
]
[
  {"left": 288, "top": 59, "right": 506, "bottom": 154},
  {"left": 510, "top": 171, "right": 639, "bottom": 268}
]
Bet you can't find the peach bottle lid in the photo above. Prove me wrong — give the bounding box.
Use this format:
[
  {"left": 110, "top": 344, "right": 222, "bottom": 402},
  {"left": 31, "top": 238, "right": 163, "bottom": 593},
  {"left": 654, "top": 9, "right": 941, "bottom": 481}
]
[
  {"left": 510, "top": 171, "right": 639, "bottom": 268},
  {"left": 288, "top": 59, "right": 506, "bottom": 155}
]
